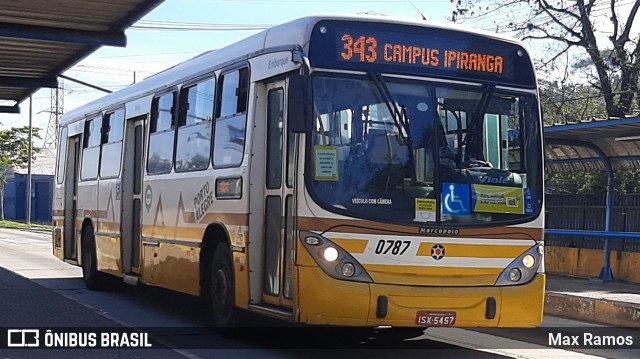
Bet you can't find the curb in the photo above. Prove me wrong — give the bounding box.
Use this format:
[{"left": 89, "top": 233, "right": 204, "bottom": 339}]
[
  {"left": 0, "top": 227, "right": 52, "bottom": 234},
  {"left": 545, "top": 292, "right": 640, "bottom": 327}
]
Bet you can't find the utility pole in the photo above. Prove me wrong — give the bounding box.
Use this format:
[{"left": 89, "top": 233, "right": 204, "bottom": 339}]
[{"left": 27, "top": 96, "right": 32, "bottom": 224}]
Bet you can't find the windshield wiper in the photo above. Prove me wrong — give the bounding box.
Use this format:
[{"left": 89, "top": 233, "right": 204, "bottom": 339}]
[
  {"left": 368, "top": 71, "right": 411, "bottom": 146},
  {"left": 463, "top": 84, "right": 495, "bottom": 162},
  {"left": 368, "top": 71, "right": 418, "bottom": 184}
]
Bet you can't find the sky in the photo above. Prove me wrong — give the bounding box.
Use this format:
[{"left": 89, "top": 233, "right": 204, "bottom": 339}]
[{"left": 0, "top": 0, "right": 456, "bottom": 146}]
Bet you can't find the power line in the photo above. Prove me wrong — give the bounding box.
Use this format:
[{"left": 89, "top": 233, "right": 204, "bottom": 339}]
[
  {"left": 131, "top": 20, "right": 273, "bottom": 31},
  {"left": 94, "top": 50, "right": 204, "bottom": 59}
]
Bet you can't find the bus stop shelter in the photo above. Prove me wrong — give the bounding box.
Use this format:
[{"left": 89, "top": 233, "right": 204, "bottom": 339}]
[
  {"left": 0, "top": 0, "right": 164, "bottom": 114},
  {"left": 544, "top": 116, "right": 640, "bottom": 281}
]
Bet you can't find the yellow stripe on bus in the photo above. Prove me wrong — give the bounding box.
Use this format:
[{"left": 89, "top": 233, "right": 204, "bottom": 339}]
[
  {"left": 416, "top": 242, "right": 528, "bottom": 258},
  {"left": 332, "top": 238, "right": 368, "bottom": 254}
]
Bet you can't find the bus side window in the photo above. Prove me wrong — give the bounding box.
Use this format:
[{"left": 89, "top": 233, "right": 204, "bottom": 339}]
[
  {"left": 80, "top": 115, "right": 102, "bottom": 180},
  {"left": 213, "top": 67, "right": 248, "bottom": 168},
  {"left": 100, "top": 109, "right": 125, "bottom": 178},
  {"left": 217, "top": 67, "right": 248, "bottom": 118},
  {"left": 56, "top": 127, "right": 69, "bottom": 184},
  {"left": 147, "top": 92, "right": 177, "bottom": 175},
  {"left": 176, "top": 78, "right": 214, "bottom": 172}
]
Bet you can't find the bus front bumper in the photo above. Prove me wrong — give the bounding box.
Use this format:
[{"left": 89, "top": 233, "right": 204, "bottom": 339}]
[{"left": 298, "top": 266, "right": 545, "bottom": 327}]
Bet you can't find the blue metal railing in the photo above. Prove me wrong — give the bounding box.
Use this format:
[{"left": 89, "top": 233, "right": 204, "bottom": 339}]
[{"left": 545, "top": 229, "right": 640, "bottom": 281}]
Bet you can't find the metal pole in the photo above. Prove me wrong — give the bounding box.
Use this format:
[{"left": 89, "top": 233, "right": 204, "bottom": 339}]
[
  {"left": 27, "top": 96, "right": 33, "bottom": 224},
  {"left": 601, "top": 165, "right": 614, "bottom": 281}
]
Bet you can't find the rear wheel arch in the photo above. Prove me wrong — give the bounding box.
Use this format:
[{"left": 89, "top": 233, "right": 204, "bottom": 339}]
[
  {"left": 200, "top": 223, "right": 233, "bottom": 297},
  {"left": 80, "top": 219, "right": 109, "bottom": 290},
  {"left": 79, "top": 218, "right": 94, "bottom": 265}
]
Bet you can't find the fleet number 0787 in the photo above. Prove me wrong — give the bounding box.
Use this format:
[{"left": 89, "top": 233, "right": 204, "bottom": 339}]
[{"left": 374, "top": 239, "right": 411, "bottom": 255}]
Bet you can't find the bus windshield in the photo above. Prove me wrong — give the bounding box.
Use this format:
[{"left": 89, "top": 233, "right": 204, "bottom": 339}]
[{"left": 309, "top": 73, "right": 542, "bottom": 225}]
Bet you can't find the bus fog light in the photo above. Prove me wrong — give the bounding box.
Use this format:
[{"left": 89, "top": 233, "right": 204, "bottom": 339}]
[
  {"left": 323, "top": 247, "right": 339, "bottom": 262},
  {"left": 341, "top": 263, "right": 356, "bottom": 277},
  {"left": 509, "top": 268, "right": 522, "bottom": 282},
  {"left": 522, "top": 254, "right": 536, "bottom": 268}
]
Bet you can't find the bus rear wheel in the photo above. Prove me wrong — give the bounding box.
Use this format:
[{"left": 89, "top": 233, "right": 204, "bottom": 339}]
[
  {"left": 81, "top": 225, "right": 108, "bottom": 291},
  {"left": 208, "top": 243, "right": 237, "bottom": 327}
]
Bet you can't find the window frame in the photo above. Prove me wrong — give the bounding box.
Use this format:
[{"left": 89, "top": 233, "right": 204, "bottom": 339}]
[
  {"left": 99, "top": 107, "right": 126, "bottom": 179},
  {"left": 80, "top": 114, "right": 103, "bottom": 181},
  {"left": 175, "top": 74, "right": 216, "bottom": 173},
  {"left": 212, "top": 65, "right": 250, "bottom": 169},
  {"left": 147, "top": 90, "right": 178, "bottom": 175},
  {"left": 56, "top": 126, "right": 69, "bottom": 184}
]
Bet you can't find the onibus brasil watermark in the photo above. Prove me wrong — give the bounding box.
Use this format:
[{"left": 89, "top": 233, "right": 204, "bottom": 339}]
[{"left": 7, "top": 329, "right": 152, "bottom": 348}]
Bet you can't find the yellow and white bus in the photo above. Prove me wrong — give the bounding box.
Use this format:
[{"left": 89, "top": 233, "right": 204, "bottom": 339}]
[{"left": 53, "top": 14, "right": 545, "bottom": 328}]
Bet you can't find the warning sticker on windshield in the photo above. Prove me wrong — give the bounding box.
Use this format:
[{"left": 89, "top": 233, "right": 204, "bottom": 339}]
[
  {"left": 472, "top": 184, "right": 524, "bottom": 214},
  {"left": 314, "top": 146, "right": 339, "bottom": 181},
  {"left": 415, "top": 198, "right": 436, "bottom": 222}
]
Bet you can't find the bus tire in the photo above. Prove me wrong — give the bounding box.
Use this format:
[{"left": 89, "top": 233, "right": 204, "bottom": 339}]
[
  {"left": 208, "top": 243, "right": 236, "bottom": 327},
  {"left": 81, "top": 225, "right": 108, "bottom": 291}
]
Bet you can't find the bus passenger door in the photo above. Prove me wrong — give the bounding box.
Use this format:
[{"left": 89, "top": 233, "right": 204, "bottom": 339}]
[
  {"left": 261, "top": 80, "right": 296, "bottom": 309},
  {"left": 121, "top": 116, "right": 145, "bottom": 274},
  {"left": 63, "top": 135, "right": 80, "bottom": 261}
]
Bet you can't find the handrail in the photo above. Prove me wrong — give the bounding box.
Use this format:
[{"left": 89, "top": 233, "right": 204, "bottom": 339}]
[
  {"left": 545, "top": 229, "right": 640, "bottom": 240},
  {"left": 544, "top": 229, "right": 640, "bottom": 281}
]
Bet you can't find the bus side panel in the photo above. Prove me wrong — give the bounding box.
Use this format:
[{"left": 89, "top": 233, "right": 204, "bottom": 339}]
[
  {"left": 96, "top": 177, "right": 123, "bottom": 276},
  {"left": 77, "top": 181, "right": 120, "bottom": 274},
  {"left": 52, "top": 183, "right": 65, "bottom": 260},
  {"left": 140, "top": 175, "right": 201, "bottom": 295},
  {"left": 139, "top": 171, "right": 250, "bottom": 296}
]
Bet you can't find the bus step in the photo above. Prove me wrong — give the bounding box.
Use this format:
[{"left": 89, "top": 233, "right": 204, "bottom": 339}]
[
  {"left": 123, "top": 274, "right": 140, "bottom": 286},
  {"left": 248, "top": 303, "right": 294, "bottom": 321}
]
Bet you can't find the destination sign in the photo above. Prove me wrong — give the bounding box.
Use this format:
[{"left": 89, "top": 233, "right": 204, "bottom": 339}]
[
  {"left": 308, "top": 21, "right": 536, "bottom": 88},
  {"left": 339, "top": 33, "right": 505, "bottom": 75}
]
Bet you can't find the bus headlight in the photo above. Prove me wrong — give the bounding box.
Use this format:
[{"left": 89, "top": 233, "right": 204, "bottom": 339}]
[
  {"left": 495, "top": 243, "right": 543, "bottom": 286},
  {"left": 299, "top": 231, "right": 373, "bottom": 283},
  {"left": 522, "top": 254, "right": 536, "bottom": 268},
  {"left": 323, "top": 247, "right": 339, "bottom": 262}
]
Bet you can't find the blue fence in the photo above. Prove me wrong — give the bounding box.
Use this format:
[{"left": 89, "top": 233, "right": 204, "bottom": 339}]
[{"left": 1, "top": 173, "right": 53, "bottom": 224}]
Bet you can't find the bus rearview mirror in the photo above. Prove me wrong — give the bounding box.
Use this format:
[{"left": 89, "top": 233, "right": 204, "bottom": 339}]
[{"left": 288, "top": 75, "right": 312, "bottom": 133}]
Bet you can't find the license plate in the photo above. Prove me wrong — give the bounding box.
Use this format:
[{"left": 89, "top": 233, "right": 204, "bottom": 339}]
[{"left": 415, "top": 311, "right": 457, "bottom": 326}]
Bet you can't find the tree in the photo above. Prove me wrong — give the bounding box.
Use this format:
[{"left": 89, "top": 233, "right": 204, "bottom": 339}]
[
  {"left": 0, "top": 127, "right": 41, "bottom": 220},
  {"left": 450, "top": 0, "right": 640, "bottom": 118}
]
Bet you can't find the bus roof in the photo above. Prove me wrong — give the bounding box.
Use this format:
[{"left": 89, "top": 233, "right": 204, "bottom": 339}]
[{"left": 61, "top": 14, "right": 526, "bottom": 126}]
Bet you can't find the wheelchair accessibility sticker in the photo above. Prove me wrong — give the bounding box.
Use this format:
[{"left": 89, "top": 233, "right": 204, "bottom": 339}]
[
  {"left": 442, "top": 182, "right": 530, "bottom": 216},
  {"left": 442, "top": 183, "right": 471, "bottom": 216}
]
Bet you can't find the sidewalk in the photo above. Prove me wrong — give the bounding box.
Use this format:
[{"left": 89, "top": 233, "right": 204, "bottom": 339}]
[{"left": 545, "top": 274, "right": 640, "bottom": 327}]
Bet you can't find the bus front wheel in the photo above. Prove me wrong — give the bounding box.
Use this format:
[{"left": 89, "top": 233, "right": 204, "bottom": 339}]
[
  {"left": 81, "top": 225, "right": 108, "bottom": 291},
  {"left": 208, "top": 243, "right": 236, "bottom": 327}
]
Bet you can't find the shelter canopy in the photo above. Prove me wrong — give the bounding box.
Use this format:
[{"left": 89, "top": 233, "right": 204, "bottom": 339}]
[
  {"left": 544, "top": 116, "right": 640, "bottom": 173},
  {"left": 0, "top": 0, "right": 163, "bottom": 114}
]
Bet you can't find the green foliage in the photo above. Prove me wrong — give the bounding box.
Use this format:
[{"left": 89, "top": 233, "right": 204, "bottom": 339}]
[
  {"left": 540, "top": 79, "right": 608, "bottom": 125},
  {"left": 0, "top": 126, "right": 41, "bottom": 185},
  {"left": 0, "top": 220, "right": 51, "bottom": 230},
  {"left": 546, "top": 170, "right": 640, "bottom": 195}
]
